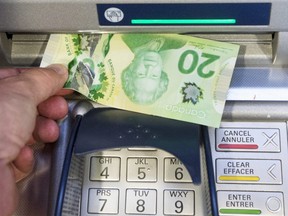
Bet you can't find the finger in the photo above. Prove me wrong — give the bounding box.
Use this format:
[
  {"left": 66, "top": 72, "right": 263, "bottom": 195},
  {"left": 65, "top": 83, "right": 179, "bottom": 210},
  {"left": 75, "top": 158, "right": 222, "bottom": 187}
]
[
  {"left": 33, "top": 116, "right": 60, "bottom": 143},
  {"left": 13, "top": 146, "right": 34, "bottom": 176},
  {"left": 0, "top": 64, "right": 68, "bottom": 106},
  {"left": 0, "top": 68, "right": 21, "bottom": 79},
  {"left": 38, "top": 96, "right": 68, "bottom": 120}
]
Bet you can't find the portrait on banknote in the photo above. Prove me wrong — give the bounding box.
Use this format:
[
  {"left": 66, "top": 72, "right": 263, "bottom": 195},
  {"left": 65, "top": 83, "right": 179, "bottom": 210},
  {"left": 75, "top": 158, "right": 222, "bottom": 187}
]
[{"left": 120, "top": 34, "right": 186, "bottom": 105}]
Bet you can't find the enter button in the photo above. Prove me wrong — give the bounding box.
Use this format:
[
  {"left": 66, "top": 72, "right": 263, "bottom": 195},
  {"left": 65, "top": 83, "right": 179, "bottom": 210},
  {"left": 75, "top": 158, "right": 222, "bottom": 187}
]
[{"left": 218, "top": 191, "right": 284, "bottom": 216}]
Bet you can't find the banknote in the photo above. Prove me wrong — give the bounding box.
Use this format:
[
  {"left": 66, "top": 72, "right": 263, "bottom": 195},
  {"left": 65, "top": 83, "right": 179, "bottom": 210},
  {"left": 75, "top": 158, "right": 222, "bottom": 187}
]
[{"left": 41, "top": 34, "right": 239, "bottom": 127}]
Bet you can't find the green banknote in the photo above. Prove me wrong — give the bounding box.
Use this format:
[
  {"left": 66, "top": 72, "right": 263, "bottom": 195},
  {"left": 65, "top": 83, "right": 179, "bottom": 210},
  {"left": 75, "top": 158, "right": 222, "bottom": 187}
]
[{"left": 41, "top": 34, "right": 239, "bottom": 127}]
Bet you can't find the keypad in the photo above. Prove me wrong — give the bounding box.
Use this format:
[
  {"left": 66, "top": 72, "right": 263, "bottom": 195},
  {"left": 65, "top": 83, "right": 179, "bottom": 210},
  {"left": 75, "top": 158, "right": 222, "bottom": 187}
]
[{"left": 80, "top": 148, "right": 208, "bottom": 215}]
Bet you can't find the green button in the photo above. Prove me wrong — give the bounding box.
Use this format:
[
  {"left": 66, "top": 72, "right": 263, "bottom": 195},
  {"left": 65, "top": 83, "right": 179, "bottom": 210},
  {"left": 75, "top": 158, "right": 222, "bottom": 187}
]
[{"left": 220, "top": 208, "right": 262, "bottom": 215}]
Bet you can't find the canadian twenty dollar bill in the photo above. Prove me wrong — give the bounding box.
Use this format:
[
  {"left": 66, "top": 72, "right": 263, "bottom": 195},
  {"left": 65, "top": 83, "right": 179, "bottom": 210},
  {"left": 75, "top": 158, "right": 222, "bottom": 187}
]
[{"left": 41, "top": 34, "right": 239, "bottom": 127}]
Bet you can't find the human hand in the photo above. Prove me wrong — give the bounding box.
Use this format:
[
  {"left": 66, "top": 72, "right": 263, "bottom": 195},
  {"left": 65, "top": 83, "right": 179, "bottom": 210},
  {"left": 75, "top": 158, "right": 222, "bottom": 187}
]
[{"left": 0, "top": 65, "right": 69, "bottom": 216}]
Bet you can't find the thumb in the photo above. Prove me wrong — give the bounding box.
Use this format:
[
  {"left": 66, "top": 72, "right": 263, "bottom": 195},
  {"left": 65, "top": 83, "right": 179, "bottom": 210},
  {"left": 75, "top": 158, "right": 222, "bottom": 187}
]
[{"left": 17, "top": 64, "right": 68, "bottom": 105}]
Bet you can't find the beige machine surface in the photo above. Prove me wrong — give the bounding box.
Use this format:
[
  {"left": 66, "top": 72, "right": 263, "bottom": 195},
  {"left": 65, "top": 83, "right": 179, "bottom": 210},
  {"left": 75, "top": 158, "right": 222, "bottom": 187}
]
[{"left": 1, "top": 0, "right": 288, "bottom": 216}]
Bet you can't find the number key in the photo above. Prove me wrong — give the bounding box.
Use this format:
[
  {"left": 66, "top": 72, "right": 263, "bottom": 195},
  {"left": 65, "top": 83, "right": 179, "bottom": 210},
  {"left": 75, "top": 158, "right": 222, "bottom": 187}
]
[
  {"left": 126, "top": 189, "right": 157, "bottom": 214},
  {"left": 90, "top": 156, "right": 120, "bottom": 181},
  {"left": 88, "top": 188, "right": 119, "bottom": 214},
  {"left": 164, "top": 157, "right": 192, "bottom": 182},
  {"left": 127, "top": 157, "right": 157, "bottom": 182},
  {"left": 164, "top": 190, "right": 194, "bottom": 215}
]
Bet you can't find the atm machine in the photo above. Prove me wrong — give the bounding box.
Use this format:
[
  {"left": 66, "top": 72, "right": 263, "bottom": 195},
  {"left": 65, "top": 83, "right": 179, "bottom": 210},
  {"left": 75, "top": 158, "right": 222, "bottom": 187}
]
[{"left": 1, "top": 0, "right": 288, "bottom": 216}]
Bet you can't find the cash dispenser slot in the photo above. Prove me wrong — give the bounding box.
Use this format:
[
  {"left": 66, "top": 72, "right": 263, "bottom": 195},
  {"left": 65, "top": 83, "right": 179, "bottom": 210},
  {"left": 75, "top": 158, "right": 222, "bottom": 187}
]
[{"left": 0, "top": 32, "right": 276, "bottom": 67}]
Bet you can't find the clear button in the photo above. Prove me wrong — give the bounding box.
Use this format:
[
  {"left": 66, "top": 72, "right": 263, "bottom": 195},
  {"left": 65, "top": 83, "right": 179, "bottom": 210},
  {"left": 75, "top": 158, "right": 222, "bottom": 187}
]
[{"left": 217, "top": 159, "right": 282, "bottom": 184}]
